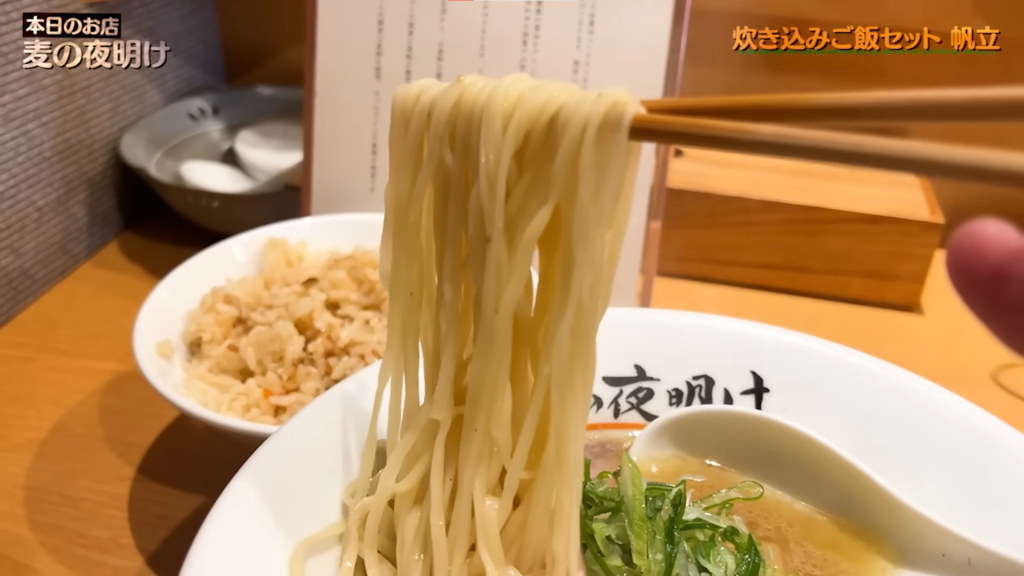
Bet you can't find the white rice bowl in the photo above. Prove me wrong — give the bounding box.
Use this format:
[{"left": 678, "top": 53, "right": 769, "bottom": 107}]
[{"left": 133, "top": 213, "right": 388, "bottom": 439}]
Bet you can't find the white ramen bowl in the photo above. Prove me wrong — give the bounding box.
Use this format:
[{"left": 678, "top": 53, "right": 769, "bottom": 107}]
[
  {"left": 132, "top": 213, "right": 387, "bottom": 440},
  {"left": 182, "top": 308, "right": 1024, "bottom": 575}
]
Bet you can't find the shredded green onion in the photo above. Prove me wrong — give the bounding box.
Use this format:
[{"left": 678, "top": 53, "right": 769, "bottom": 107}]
[{"left": 580, "top": 452, "right": 777, "bottom": 576}]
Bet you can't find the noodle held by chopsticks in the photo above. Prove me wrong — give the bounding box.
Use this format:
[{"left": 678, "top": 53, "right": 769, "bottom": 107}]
[{"left": 292, "top": 73, "right": 642, "bottom": 576}]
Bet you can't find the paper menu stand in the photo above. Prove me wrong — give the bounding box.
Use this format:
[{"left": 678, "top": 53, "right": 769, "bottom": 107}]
[{"left": 309, "top": 0, "right": 676, "bottom": 307}]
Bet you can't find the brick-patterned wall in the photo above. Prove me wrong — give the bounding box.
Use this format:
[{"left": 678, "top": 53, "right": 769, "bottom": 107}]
[{"left": 0, "top": 0, "right": 225, "bottom": 325}]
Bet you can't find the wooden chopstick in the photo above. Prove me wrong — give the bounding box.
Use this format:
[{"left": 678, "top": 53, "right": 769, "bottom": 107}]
[
  {"left": 629, "top": 113, "right": 1024, "bottom": 187},
  {"left": 641, "top": 85, "right": 1024, "bottom": 124}
]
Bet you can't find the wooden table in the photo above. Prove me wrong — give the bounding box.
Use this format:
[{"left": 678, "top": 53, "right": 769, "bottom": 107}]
[{"left": 3, "top": 210, "right": 1024, "bottom": 575}]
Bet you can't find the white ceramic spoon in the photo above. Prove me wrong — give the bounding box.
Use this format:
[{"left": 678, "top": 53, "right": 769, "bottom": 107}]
[
  {"left": 629, "top": 405, "right": 1024, "bottom": 576},
  {"left": 179, "top": 158, "right": 296, "bottom": 194},
  {"left": 179, "top": 159, "right": 265, "bottom": 193},
  {"left": 233, "top": 120, "right": 303, "bottom": 188}
]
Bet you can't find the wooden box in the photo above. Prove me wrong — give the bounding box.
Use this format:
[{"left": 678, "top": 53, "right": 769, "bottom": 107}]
[{"left": 656, "top": 148, "right": 945, "bottom": 310}]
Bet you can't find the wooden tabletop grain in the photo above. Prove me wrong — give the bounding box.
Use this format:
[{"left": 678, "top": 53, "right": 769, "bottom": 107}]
[{"left": 2, "top": 210, "right": 1023, "bottom": 576}]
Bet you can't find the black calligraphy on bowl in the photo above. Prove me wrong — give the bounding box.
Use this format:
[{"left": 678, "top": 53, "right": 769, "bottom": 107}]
[{"left": 590, "top": 364, "right": 771, "bottom": 423}]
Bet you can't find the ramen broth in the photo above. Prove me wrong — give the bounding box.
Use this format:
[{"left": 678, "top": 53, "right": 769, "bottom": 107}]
[{"left": 584, "top": 430, "right": 894, "bottom": 576}]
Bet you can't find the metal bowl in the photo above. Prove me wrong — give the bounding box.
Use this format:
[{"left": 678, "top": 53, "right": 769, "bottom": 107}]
[{"left": 119, "top": 86, "right": 303, "bottom": 236}]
